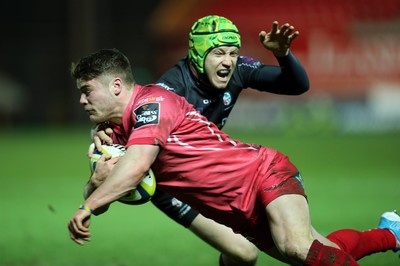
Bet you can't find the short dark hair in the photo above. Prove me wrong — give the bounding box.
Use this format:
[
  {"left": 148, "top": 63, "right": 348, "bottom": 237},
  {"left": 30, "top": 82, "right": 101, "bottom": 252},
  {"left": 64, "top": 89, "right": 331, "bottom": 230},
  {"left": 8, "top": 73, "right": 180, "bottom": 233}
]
[{"left": 71, "top": 48, "right": 135, "bottom": 84}]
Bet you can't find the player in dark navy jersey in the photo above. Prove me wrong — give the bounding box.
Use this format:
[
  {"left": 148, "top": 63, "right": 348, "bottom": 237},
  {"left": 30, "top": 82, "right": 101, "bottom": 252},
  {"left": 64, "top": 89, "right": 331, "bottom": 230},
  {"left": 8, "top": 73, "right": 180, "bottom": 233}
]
[
  {"left": 91, "top": 15, "right": 309, "bottom": 266},
  {"left": 153, "top": 15, "right": 309, "bottom": 265}
]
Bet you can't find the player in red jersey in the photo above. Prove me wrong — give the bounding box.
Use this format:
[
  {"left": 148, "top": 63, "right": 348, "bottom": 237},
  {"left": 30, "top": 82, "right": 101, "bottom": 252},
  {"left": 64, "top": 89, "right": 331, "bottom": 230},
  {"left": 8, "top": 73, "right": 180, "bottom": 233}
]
[
  {"left": 88, "top": 15, "right": 310, "bottom": 266},
  {"left": 68, "top": 49, "right": 400, "bottom": 265}
]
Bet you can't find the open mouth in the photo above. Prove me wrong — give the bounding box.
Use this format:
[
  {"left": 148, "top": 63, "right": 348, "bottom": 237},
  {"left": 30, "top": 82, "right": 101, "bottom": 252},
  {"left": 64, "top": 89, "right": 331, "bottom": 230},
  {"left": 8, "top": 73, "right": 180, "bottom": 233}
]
[{"left": 217, "top": 69, "right": 230, "bottom": 78}]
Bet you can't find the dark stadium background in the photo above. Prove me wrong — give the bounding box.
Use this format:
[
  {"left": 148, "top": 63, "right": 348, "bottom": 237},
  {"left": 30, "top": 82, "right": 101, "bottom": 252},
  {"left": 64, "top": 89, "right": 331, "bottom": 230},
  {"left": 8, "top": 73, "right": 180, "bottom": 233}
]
[{"left": 1, "top": 0, "right": 399, "bottom": 130}]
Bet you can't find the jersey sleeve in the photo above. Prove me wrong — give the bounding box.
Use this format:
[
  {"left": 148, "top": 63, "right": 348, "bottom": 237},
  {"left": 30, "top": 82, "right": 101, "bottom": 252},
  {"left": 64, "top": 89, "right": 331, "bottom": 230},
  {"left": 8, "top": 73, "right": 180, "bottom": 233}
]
[{"left": 238, "top": 52, "right": 310, "bottom": 95}]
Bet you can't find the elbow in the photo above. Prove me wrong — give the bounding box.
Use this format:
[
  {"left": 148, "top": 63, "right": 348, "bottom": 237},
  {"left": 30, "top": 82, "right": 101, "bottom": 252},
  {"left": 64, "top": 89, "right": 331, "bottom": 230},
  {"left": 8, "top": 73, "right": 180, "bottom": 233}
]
[
  {"left": 290, "top": 86, "right": 309, "bottom": 96},
  {"left": 293, "top": 79, "right": 310, "bottom": 95},
  {"left": 131, "top": 166, "right": 152, "bottom": 188},
  {"left": 298, "top": 85, "right": 310, "bottom": 95},
  {"left": 279, "top": 72, "right": 310, "bottom": 95}
]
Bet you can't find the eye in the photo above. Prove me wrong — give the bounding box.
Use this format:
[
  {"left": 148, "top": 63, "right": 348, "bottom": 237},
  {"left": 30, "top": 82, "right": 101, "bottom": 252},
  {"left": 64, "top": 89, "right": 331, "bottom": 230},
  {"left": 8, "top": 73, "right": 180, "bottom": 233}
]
[
  {"left": 230, "top": 50, "right": 239, "bottom": 57},
  {"left": 80, "top": 86, "right": 92, "bottom": 97}
]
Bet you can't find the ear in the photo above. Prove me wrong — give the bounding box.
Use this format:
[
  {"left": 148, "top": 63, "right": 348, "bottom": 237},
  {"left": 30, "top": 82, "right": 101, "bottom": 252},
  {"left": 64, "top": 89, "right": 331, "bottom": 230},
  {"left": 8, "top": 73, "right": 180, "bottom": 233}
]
[{"left": 112, "top": 78, "right": 123, "bottom": 95}]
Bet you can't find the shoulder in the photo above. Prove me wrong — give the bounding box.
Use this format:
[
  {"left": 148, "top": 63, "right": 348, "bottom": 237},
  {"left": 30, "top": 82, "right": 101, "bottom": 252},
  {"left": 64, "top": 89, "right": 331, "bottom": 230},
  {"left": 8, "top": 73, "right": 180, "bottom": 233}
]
[
  {"left": 139, "top": 84, "right": 176, "bottom": 97},
  {"left": 156, "top": 57, "right": 193, "bottom": 95},
  {"left": 236, "top": 56, "right": 264, "bottom": 70},
  {"left": 230, "top": 56, "right": 265, "bottom": 86},
  {"left": 135, "top": 84, "right": 187, "bottom": 107},
  {"left": 157, "top": 57, "right": 188, "bottom": 84}
]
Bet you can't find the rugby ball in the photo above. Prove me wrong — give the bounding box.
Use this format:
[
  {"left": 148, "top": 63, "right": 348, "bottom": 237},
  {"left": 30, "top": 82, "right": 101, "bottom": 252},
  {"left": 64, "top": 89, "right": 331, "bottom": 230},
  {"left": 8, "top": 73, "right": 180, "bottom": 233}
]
[{"left": 89, "top": 143, "right": 156, "bottom": 205}]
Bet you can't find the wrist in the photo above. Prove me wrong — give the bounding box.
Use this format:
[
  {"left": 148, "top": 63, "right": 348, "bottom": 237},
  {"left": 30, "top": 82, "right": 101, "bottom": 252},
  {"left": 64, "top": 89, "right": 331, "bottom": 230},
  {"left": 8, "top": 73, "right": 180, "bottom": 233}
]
[
  {"left": 273, "top": 49, "right": 289, "bottom": 57},
  {"left": 79, "top": 204, "right": 94, "bottom": 214}
]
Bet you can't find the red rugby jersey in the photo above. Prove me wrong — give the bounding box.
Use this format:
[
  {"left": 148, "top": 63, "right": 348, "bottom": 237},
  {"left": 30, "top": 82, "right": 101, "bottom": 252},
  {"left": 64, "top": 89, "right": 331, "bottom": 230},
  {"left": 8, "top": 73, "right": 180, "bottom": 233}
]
[{"left": 112, "top": 84, "right": 276, "bottom": 232}]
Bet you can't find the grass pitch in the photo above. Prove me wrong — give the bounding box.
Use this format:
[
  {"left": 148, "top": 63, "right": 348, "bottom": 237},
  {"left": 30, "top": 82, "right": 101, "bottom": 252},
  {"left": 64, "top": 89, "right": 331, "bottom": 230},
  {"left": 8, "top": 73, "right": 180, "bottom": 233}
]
[{"left": 1, "top": 127, "right": 399, "bottom": 265}]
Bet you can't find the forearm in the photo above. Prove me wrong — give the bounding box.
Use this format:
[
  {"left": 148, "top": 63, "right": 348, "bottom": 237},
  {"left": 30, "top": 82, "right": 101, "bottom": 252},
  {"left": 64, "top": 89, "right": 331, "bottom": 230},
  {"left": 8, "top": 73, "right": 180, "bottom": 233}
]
[
  {"left": 83, "top": 180, "right": 96, "bottom": 199},
  {"left": 83, "top": 144, "right": 159, "bottom": 211},
  {"left": 83, "top": 172, "right": 140, "bottom": 211},
  {"left": 247, "top": 52, "right": 309, "bottom": 95},
  {"left": 274, "top": 51, "right": 309, "bottom": 94},
  {"left": 83, "top": 152, "right": 149, "bottom": 210},
  {"left": 83, "top": 180, "right": 110, "bottom": 215}
]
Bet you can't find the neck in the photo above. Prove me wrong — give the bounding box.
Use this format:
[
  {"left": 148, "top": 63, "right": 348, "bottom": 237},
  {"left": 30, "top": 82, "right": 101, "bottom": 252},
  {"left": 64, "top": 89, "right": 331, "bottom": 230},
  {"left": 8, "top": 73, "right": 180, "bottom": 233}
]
[
  {"left": 110, "top": 84, "right": 135, "bottom": 124},
  {"left": 189, "top": 61, "right": 213, "bottom": 88}
]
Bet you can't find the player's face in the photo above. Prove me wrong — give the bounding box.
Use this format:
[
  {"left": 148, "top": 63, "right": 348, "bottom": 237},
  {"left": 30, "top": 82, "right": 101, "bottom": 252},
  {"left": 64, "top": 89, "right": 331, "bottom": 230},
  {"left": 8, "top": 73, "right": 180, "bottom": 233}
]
[
  {"left": 77, "top": 76, "right": 116, "bottom": 124},
  {"left": 204, "top": 46, "right": 239, "bottom": 90}
]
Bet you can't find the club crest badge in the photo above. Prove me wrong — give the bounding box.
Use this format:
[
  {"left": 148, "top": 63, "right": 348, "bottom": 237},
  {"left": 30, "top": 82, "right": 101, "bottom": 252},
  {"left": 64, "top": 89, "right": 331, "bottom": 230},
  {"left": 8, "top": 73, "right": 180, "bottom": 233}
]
[{"left": 223, "top": 92, "right": 232, "bottom": 106}]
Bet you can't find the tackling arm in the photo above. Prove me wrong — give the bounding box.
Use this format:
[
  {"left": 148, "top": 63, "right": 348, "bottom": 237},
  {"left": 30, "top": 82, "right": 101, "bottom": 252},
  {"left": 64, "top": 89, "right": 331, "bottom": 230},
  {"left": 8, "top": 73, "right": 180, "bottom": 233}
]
[{"left": 247, "top": 21, "right": 309, "bottom": 95}]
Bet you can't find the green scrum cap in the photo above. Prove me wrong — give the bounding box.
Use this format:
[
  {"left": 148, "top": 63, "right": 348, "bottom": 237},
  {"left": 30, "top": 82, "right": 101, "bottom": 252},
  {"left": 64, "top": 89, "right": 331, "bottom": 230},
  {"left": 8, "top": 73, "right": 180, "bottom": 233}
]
[{"left": 189, "top": 15, "right": 241, "bottom": 74}]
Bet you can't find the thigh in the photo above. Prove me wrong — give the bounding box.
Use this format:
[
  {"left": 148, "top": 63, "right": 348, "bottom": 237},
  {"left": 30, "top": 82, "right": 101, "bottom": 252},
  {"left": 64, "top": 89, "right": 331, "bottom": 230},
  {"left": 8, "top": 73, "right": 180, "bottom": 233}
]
[
  {"left": 266, "top": 194, "right": 313, "bottom": 251},
  {"left": 265, "top": 194, "right": 339, "bottom": 259}
]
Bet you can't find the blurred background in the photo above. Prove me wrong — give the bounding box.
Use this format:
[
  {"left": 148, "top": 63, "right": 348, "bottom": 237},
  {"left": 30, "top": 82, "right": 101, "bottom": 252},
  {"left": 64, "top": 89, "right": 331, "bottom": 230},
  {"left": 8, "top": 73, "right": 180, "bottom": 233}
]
[{"left": 1, "top": 0, "right": 400, "bottom": 133}]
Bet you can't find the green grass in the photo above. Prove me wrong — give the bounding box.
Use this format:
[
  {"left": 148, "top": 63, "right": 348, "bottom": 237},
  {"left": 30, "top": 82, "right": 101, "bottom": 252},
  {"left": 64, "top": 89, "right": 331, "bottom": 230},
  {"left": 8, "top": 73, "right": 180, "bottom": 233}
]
[{"left": 1, "top": 127, "right": 399, "bottom": 265}]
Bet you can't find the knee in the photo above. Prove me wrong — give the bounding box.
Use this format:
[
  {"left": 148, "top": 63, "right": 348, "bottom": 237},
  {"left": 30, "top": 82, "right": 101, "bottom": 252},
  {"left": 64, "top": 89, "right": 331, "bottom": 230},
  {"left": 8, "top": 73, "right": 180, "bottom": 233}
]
[
  {"left": 238, "top": 244, "right": 259, "bottom": 265},
  {"left": 276, "top": 239, "right": 312, "bottom": 263},
  {"left": 220, "top": 244, "right": 258, "bottom": 266}
]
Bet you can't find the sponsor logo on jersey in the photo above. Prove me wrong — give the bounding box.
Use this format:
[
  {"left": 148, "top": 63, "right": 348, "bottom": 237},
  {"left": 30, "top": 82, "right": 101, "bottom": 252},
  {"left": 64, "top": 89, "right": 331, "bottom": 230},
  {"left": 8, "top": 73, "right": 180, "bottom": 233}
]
[
  {"left": 223, "top": 92, "right": 232, "bottom": 106},
  {"left": 137, "top": 96, "right": 165, "bottom": 105},
  {"left": 134, "top": 103, "right": 160, "bottom": 128}
]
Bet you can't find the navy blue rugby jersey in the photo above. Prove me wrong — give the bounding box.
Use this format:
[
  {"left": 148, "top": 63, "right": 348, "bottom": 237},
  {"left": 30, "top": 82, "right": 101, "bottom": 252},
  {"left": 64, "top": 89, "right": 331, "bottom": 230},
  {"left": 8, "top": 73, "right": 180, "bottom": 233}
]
[{"left": 156, "top": 52, "right": 309, "bottom": 129}]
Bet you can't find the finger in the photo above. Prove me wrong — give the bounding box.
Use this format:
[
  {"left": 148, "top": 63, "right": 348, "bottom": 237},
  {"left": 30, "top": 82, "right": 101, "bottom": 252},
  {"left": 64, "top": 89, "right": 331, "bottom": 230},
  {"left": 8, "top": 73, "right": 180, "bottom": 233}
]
[
  {"left": 68, "top": 226, "right": 89, "bottom": 245},
  {"left": 279, "top": 23, "right": 290, "bottom": 35},
  {"left": 290, "top": 31, "right": 300, "bottom": 42},
  {"left": 68, "top": 220, "right": 91, "bottom": 245},
  {"left": 94, "top": 135, "right": 103, "bottom": 152},
  {"left": 284, "top": 26, "right": 295, "bottom": 37},
  {"left": 99, "top": 153, "right": 112, "bottom": 161},
  {"left": 69, "top": 230, "right": 90, "bottom": 245},
  {"left": 97, "top": 131, "right": 113, "bottom": 145},
  {"left": 271, "top": 21, "right": 279, "bottom": 34},
  {"left": 83, "top": 218, "right": 91, "bottom": 228},
  {"left": 258, "top": 30, "right": 267, "bottom": 42},
  {"left": 87, "top": 143, "right": 95, "bottom": 158},
  {"left": 70, "top": 216, "right": 90, "bottom": 235},
  {"left": 69, "top": 232, "right": 84, "bottom": 246},
  {"left": 105, "top": 127, "right": 114, "bottom": 136}
]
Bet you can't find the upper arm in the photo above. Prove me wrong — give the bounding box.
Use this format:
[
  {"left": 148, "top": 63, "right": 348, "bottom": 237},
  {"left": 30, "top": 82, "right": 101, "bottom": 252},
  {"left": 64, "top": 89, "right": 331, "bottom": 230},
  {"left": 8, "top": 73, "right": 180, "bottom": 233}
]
[{"left": 120, "top": 144, "right": 160, "bottom": 175}]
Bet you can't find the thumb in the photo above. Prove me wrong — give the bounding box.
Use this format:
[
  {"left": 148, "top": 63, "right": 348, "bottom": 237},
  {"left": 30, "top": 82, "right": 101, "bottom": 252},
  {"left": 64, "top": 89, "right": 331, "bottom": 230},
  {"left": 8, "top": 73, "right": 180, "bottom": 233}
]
[{"left": 259, "top": 31, "right": 267, "bottom": 42}]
